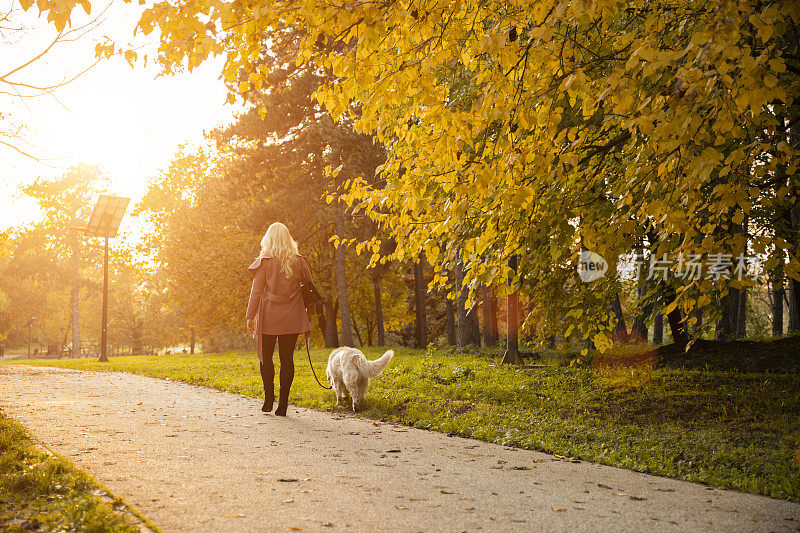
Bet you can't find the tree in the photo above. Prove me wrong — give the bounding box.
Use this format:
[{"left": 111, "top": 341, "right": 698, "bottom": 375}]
[
  {"left": 0, "top": 165, "right": 118, "bottom": 353},
  {"left": 28, "top": 166, "right": 103, "bottom": 352},
  {"left": 136, "top": 26, "right": 404, "bottom": 350},
  {"left": 2, "top": 0, "right": 108, "bottom": 158},
  {"left": 129, "top": 0, "right": 800, "bottom": 350}
]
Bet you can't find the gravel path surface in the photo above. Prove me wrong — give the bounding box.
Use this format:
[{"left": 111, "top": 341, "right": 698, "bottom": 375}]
[{"left": 0, "top": 365, "right": 798, "bottom": 532}]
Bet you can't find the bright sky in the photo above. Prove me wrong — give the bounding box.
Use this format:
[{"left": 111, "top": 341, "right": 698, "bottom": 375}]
[{"left": 0, "top": 0, "right": 240, "bottom": 233}]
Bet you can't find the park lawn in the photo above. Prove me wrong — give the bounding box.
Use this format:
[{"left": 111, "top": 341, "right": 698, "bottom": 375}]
[
  {"left": 5, "top": 346, "right": 800, "bottom": 502},
  {"left": 0, "top": 412, "right": 149, "bottom": 533}
]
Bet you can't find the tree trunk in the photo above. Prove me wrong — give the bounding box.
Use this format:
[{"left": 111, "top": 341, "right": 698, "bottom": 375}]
[
  {"left": 665, "top": 286, "right": 688, "bottom": 348},
  {"left": 788, "top": 280, "right": 800, "bottom": 333},
  {"left": 132, "top": 320, "right": 144, "bottom": 355},
  {"left": 190, "top": 328, "right": 195, "bottom": 355},
  {"left": 454, "top": 259, "right": 480, "bottom": 347},
  {"left": 771, "top": 265, "right": 784, "bottom": 336},
  {"left": 716, "top": 291, "right": 736, "bottom": 340},
  {"left": 70, "top": 235, "right": 81, "bottom": 358},
  {"left": 466, "top": 304, "right": 481, "bottom": 346},
  {"left": 445, "top": 292, "right": 456, "bottom": 346},
  {"left": 482, "top": 286, "right": 498, "bottom": 346},
  {"left": 653, "top": 312, "right": 663, "bottom": 345},
  {"left": 630, "top": 269, "right": 654, "bottom": 341},
  {"left": 693, "top": 307, "right": 703, "bottom": 338},
  {"left": 502, "top": 255, "right": 520, "bottom": 363},
  {"left": 736, "top": 288, "right": 747, "bottom": 339},
  {"left": 373, "top": 271, "right": 386, "bottom": 346},
  {"left": 334, "top": 214, "right": 353, "bottom": 347},
  {"left": 729, "top": 288, "right": 740, "bottom": 337},
  {"left": 734, "top": 215, "right": 748, "bottom": 339},
  {"left": 350, "top": 315, "right": 364, "bottom": 347},
  {"left": 322, "top": 300, "right": 339, "bottom": 347},
  {"left": 414, "top": 257, "right": 427, "bottom": 348},
  {"left": 790, "top": 204, "right": 800, "bottom": 332},
  {"left": 610, "top": 293, "right": 627, "bottom": 342}
]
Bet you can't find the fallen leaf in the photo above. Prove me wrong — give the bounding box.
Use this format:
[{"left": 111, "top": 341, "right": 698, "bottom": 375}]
[
  {"left": 387, "top": 449, "right": 401, "bottom": 453},
  {"left": 278, "top": 478, "right": 299, "bottom": 482},
  {"left": 552, "top": 507, "right": 567, "bottom": 512},
  {"left": 395, "top": 505, "right": 409, "bottom": 510},
  {"left": 460, "top": 508, "right": 475, "bottom": 513},
  {"left": 290, "top": 527, "right": 303, "bottom": 531},
  {"left": 573, "top": 500, "right": 586, "bottom": 504},
  {"left": 440, "top": 489, "right": 454, "bottom": 494},
  {"left": 222, "top": 514, "right": 245, "bottom": 518},
  {"left": 283, "top": 499, "right": 294, "bottom": 504}
]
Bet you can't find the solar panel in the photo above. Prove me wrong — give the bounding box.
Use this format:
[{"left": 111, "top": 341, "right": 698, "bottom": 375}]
[{"left": 83, "top": 195, "right": 130, "bottom": 238}]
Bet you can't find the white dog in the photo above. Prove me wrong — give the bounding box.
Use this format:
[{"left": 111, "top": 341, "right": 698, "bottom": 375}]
[{"left": 326, "top": 347, "right": 394, "bottom": 411}]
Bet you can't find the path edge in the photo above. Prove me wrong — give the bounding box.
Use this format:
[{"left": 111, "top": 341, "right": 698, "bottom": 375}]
[{"left": 1, "top": 408, "right": 162, "bottom": 533}]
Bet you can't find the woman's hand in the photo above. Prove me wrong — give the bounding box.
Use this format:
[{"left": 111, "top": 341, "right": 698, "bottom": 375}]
[{"left": 246, "top": 318, "right": 255, "bottom": 335}]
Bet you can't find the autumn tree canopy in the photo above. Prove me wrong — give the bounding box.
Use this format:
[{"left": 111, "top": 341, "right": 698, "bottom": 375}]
[
  {"left": 131, "top": 0, "right": 799, "bottom": 348},
  {"left": 13, "top": 0, "right": 798, "bottom": 351}
]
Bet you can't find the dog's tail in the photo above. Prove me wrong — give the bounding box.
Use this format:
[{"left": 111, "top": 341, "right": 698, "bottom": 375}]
[{"left": 365, "top": 349, "right": 394, "bottom": 378}]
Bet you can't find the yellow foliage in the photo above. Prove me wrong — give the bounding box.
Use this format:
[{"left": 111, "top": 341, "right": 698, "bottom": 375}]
[{"left": 121, "top": 0, "right": 800, "bottom": 341}]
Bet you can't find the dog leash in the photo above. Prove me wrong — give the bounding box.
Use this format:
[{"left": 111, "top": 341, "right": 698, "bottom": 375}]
[{"left": 305, "top": 335, "right": 332, "bottom": 389}]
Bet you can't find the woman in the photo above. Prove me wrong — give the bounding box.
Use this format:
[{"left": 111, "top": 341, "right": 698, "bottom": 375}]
[{"left": 246, "top": 222, "right": 313, "bottom": 416}]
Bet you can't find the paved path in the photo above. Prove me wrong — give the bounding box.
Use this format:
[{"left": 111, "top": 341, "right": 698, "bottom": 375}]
[{"left": 0, "top": 365, "right": 798, "bottom": 532}]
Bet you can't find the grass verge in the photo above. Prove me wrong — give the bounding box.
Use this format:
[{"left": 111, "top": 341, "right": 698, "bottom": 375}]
[
  {"left": 4, "top": 345, "right": 799, "bottom": 502},
  {"left": 0, "top": 411, "right": 152, "bottom": 532}
]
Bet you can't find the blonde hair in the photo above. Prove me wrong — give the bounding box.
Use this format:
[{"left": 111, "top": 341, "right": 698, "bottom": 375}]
[{"left": 260, "top": 222, "right": 299, "bottom": 279}]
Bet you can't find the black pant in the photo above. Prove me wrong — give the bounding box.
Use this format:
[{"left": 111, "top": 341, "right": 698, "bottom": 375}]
[{"left": 260, "top": 334, "right": 298, "bottom": 404}]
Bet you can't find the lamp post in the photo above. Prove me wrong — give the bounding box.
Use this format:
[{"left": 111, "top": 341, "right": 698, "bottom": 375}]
[
  {"left": 27, "top": 317, "right": 36, "bottom": 358},
  {"left": 100, "top": 225, "right": 109, "bottom": 362},
  {"left": 72, "top": 195, "right": 130, "bottom": 363}
]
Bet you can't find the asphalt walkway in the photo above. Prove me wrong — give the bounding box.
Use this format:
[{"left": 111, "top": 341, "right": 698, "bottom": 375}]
[{"left": 1, "top": 365, "right": 798, "bottom": 532}]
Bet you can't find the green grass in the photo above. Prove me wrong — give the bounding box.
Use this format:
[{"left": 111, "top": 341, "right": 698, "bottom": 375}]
[
  {"left": 0, "top": 412, "right": 145, "bottom": 533},
  {"left": 4, "top": 345, "right": 800, "bottom": 502}
]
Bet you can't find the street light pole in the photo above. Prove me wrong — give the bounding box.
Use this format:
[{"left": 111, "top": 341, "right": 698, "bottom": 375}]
[
  {"left": 99, "top": 226, "right": 109, "bottom": 363},
  {"left": 77, "top": 195, "right": 129, "bottom": 363}
]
